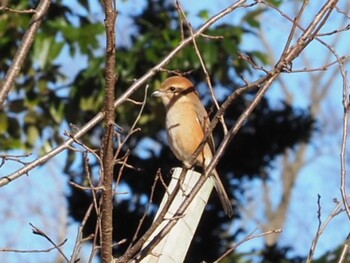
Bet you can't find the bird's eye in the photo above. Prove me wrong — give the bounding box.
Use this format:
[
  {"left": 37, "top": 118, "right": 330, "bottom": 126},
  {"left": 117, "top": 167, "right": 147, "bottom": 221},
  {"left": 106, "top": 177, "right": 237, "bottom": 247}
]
[{"left": 169, "top": 86, "right": 176, "bottom": 92}]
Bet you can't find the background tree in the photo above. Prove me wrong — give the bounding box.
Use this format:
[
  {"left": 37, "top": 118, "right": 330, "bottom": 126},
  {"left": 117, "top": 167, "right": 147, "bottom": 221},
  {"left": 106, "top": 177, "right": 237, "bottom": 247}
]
[
  {"left": 240, "top": 1, "right": 350, "bottom": 261},
  {"left": 0, "top": 0, "right": 349, "bottom": 262}
]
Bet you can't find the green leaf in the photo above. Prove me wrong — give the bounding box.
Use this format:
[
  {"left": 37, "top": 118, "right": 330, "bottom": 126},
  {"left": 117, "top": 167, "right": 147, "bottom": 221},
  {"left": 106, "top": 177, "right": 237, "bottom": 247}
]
[
  {"left": 266, "top": 0, "right": 283, "bottom": 7},
  {"left": 80, "top": 96, "right": 96, "bottom": 111},
  {"left": 198, "top": 10, "right": 209, "bottom": 20},
  {"left": 27, "top": 125, "right": 39, "bottom": 146},
  {"left": 242, "top": 9, "right": 266, "bottom": 28},
  {"left": 7, "top": 117, "right": 20, "bottom": 138},
  {"left": 250, "top": 50, "right": 269, "bottom": 65},
  {"left": 49, "top": 41, "right": 65, "bottom": 61},
  {"left": 33, "top": 35, "right": 64, "bottom": 69},
  {"left": 0, "top": 113, "right": 8, "bottom": 133},
  {"left": 8, "top": 99, "right": 26, "bottom": 113},
  {"left": 49, "top": 101, "right": 65, "bottom": 123},
  {"left": 33, "top": 35, "right": 52, "bottom": 68},
  {"left": 1, "top": 138, "right": 23, "bottom": 150}
]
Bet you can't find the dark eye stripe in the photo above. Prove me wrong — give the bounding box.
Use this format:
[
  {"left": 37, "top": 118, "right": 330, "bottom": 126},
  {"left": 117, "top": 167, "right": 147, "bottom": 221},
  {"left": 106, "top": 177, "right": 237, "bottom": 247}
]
[{"left": 179, "top": 86, "right": 195, "bottom": 95}]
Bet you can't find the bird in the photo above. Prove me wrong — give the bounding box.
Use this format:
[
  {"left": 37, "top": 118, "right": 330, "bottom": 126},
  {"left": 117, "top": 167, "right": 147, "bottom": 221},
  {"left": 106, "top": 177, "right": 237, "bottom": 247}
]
[{"left": 152, "top": 76, "right": 233, "bottom": 217}]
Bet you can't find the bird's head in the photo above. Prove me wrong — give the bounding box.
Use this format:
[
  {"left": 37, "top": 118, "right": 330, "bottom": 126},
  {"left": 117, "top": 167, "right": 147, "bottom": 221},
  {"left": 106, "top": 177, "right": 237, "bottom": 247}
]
[{"left": 152, "top": 76, "right": 198, "bottom": 108}]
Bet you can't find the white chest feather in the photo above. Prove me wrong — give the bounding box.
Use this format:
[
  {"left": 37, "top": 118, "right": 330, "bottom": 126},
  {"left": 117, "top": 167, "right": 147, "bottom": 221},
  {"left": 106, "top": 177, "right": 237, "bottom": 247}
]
[{"left": 165, "top": 104, "right": 201, "bottom": 161}]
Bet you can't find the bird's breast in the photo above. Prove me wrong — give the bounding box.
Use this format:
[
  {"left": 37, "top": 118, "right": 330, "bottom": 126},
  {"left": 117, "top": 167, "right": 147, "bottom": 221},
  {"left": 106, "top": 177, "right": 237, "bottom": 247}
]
[{"left": 165, "top": 104, "right": 203, "bottom": 162}]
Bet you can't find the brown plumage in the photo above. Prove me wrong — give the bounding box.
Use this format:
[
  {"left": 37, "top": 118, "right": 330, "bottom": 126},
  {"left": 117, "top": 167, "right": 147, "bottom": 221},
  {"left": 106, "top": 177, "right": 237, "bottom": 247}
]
[{"left": 152, "top": 76, "right": 233, "bottom": 217}]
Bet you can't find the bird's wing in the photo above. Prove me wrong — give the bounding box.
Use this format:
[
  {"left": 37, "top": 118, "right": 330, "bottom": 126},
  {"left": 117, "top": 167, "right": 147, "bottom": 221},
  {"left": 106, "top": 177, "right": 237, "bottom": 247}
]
[{"left": 194, "top": 103, "right": 216, "bottom": 154}]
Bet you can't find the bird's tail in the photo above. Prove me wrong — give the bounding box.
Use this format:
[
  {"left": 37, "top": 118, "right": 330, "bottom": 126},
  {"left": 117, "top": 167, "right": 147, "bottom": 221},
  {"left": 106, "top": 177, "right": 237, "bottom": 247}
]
[{"left": 212, "top": 170, "right": 233, "bottom": 217}]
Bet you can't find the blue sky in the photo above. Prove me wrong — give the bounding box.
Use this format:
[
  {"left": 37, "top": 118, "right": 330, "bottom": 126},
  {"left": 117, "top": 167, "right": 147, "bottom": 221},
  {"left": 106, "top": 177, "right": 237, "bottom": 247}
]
[{"left": 1, "top": 0, "right": 349, "bottom": 262}]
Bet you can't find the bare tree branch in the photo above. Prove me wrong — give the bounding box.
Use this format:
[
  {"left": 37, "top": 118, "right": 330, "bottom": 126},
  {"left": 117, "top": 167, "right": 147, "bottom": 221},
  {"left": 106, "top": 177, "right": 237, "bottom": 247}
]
[
  {"left": 307, "top": 198, "right": 346, "bottom": 263},
  {"left": 175, "top": 0, "right": 228, "bottom": 135},
  {"left": 338, "top": 234, "right": 350, "bottom": 263},
  {"left": 340, "top": 61, "right": 350, "bottom": 220},
  {"left": 0, "top": 6, "right": 36, "bottom": 14},
  {"left": 306, "top": 194, "right": 323, "bottom": 262},
  {"left": 29, "top": 223, "right": 69, "bottom": 262},
  {"left": 0, "top": 240, "right": 67, "bottom": 254},
  {"left": 249, "top": 0, "right": 349, "bottom": 247},
  {"left": 215, "top": 228, "right": 282, "bottom": 262},
  {"left": 0, "top": 0, "right": 51, "bottom": 108},
  {"left": 101, "top": 0, "right": 118, "bottom": 262}
]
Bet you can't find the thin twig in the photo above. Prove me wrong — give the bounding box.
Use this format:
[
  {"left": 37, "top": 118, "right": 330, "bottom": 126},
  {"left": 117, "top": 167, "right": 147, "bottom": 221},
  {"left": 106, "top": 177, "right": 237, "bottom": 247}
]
[
  {"left": 29, "top": 223, "right": 69, "bottom": 262},
  {"left": 307, "top": 198, "right": 346, "bottom": 263},
  {"left": 287, "top": 55, "right": 348, "bottom": 73},
  {"left": 0, "top": 240, "right": 67, "bottom": 254},
  {"left": 176, "top": 0, "right": 228, "bottom": 134},
  {"left": 316, "top": 24, "right": 350, "bottom": 36},
  {"left": 338, "top": 234, "right": 350, "bottom": 263},
  {"left": 0, "top": 6, "right": 36, "bottom": 14},
  {"left": 0, "top": 153, "right": 32, "bottom": 167},
  {"left": 68, "top": 181, "right": 104, "bottom": 191},
  {"left": 114, "top": 150, "right": 131, "bottom": 195},
  {"left": 113, "top": 85, "right": 149, "bottom": 161},
  {"left": 129, "top": 171, "right": 161, "bottom": 248},
  {"left": 215, "top": 228, "right": 282, "bottom": 262},
  {"left": 340, "top": 65, "right": 350, "bottom": 221},
  {"left": 306, "top": 194, "right": 323, "bottom": 262},
  {"left": 205, "top": 0, "right": 341, "bottom": 179},
  {"left": 70, "top": 203, "right": 95, "bottom": 263},
  {"left": 280, "top": 0, "right": 308, "bottom": 57}
]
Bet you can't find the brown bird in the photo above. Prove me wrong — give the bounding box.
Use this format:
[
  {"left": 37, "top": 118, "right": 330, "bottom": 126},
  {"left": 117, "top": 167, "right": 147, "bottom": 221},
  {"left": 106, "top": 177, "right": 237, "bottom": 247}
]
[{"left": 152, "top": 76, "right": 233, "bottom": 217}]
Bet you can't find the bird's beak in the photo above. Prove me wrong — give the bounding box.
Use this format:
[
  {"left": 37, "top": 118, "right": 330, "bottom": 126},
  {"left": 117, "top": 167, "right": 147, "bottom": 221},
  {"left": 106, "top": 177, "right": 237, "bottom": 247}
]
[{"left": 151, "top": 90, "right": 162, "bottom": 97}]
